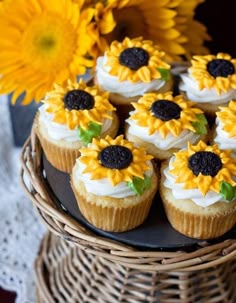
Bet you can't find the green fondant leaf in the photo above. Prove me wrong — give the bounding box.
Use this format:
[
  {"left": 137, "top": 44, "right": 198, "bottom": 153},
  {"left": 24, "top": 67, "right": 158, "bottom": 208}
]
[
  {"left": 78, "top": 121, "right": 102, "bottom": 145},
  {"left": 157, "top": 68, "right": 171, "bottom": 81},
  {"left": 220, "top": 181, "right": 236, "bottom": 201},
  {"left": 127, "top": 175, "right": 151, "bottom": 196},
  {"left": 192, "top": 114, "right": 208, "bottom": 135}
]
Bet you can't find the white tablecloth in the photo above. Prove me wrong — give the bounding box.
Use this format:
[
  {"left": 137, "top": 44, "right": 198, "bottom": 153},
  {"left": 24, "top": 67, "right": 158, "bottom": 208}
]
[{"left": 0, "top": 95, "right": 46, "bottom": 303}]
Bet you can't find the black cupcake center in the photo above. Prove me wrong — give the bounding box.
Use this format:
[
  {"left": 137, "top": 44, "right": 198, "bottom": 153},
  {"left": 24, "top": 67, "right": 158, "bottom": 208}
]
[
  {"left": 99, "top": 145, "right": 133, "bottom": 169},
  {"left": 207, "top": 59, "right": 235, "bottom": 78},
  {"left": 119, "top": 47, "right": 149, "bottom": 70},
  {"left": 188, "top": 151, "right": 222, "bottom": 177},
  {"left": 151, "top": 100, "right": 181, "bottom": 121},
  {"left": 64, "top": 89, "right": 95, "bottom": 111}
]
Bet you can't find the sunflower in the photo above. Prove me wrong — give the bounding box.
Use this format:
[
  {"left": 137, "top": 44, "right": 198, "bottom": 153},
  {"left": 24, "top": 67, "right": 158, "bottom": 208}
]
[
  {"left": 105, "top": 37, "right": 170, "bottom": 83},
  {"left": 173, "top": 0, "right": 210, "bottom": 59},
  {"left": 84, "top": 0, "right": 209, "bottom": 62},
  {"left": 169, "top": 141, "right": 236, "bottom": 196},
  {"left": 217, "top": 101, "right": 236, "bottom": 137},
  {"left": 0, "top": 0, "right": 13, "bottom": 12},
  {"left": 0, "top": 0, "right": 95, "bottom": 105},
  {"left": 79, "top": 135, "right": 153, "bottom": 186},
  {"left": 43, "top": 79, "right": 115, "bottom": 130},
  {"left": 129, "top": 91, "right": 204, "bottom": 137},
  {"left": 190, "top": 53, "right": 236, "bottom": 94},
  {"left": 84, "top": 1, "right": 116, "bottom": 59}
]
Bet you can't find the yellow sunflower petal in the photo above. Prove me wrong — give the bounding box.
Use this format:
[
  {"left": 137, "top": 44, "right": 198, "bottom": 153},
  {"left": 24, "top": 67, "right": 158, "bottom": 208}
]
[{"left": 0, "top": 0, "right": 95, "bottom": 104}]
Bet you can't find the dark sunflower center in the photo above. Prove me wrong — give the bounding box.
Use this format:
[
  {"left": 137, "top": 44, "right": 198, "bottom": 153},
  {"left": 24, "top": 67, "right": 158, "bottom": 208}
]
[
  {"left": 188, "top": 151, "right": 222, "bottom": 177},
  {"left": 64, "top": 89, "right": 95, "bottom": 111},
  {"left": 151, "top": 100, "right": 181, "bottom": 121},
  {"left": 119, "top": 47, "right": 149, "bottom": 70},
  {"left": 99, "top": 145, "right": 133, "bottom": 169},
  {"left": 207, "top": 59, "right": 235, "bottom": 78}
]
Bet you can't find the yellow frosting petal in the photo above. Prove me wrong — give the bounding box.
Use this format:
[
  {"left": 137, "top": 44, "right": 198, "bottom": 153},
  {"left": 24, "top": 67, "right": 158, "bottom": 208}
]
[
  {"left": 43, "top": 79, "right": 115, "bottom": 130},
  {"left": 129, "top": 91, "right": 204, "bottom": 138},
  {"left": 170, "top": 141, "right": 236, "bottom": 195},
  {"left": 105, "top": 37, "right": 170, "bottom": 83},
  {"left": 190, "top": 53, "right": 236, "bottom": 95},
  {"left": 78, "top": 135, "right": 153, "bottom": 186}
]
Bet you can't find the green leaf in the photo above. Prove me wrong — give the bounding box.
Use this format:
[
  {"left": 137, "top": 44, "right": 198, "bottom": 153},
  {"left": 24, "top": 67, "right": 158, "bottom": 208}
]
[
  {"left": 127, "top": 175, "right": 151, "bottom": 196},
  {"left": 78, "top": 121, "right": 102, "bottom": 145},
  {"left": 157, "top": 68, "right": 171, "bottom": 81},
  {"left": 192, "top": 114, "right": 208, "bottom": 135},
  {"left": 220, "top": 181, "right": 236, "bottom": 201}
]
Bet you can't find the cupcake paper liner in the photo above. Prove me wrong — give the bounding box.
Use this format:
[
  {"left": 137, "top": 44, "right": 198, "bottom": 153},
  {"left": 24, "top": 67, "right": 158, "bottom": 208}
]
[
  {"left": 71, "top": 172, "right": 158, "bottom": 232},
  {"left": 37, "top": 132, "right": 80, "bottom": 173},
  {"left": 160, "top": 185, "right": 236, "bottom": 240}
]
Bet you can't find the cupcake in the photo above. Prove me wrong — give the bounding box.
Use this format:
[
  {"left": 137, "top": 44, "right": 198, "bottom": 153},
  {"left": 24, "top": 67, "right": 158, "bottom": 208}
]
[
  {"left": 125, "top": 91, "right": 208, "bottom": 160},
  {"left": 160, "top": 141, "right": 236, "bottom": 239},
  {"left": 213, "top": 100, "right": 236, "bottom": 155},
  {"left": 95, "top": 36, "right": 172, "bottom": 120},
  {"left": 179, "top": 53, "right": 236, "bottom": 119},
  {"left": 35, "top": 79, "right": 119, "bottom": 173},
  {"left": 71, "top": 135, "right": 158, "bottom": 232}
]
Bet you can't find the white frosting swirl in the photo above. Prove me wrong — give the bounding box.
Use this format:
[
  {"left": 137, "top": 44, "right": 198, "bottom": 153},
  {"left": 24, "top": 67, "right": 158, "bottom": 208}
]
[
  {"left": 163, "top": 158, "right": 226, "bottom": 207},
  {"left": 38, "top": 104, "right": 112, "bottom": 142},
  {"left": 126, "top": 111, "right": 200, "bottom": 149},
  {"left": 96, "top": 56, "right": 165, "bottom": 98},
  {"left": 214, "top": 117, "right": 236, "bottom": 151},
  {"left": 179, "top": 73, "right": 236, "bottom": 104},
  {"left": 74, "top": 160, "right": 153, "bottom": 198}
]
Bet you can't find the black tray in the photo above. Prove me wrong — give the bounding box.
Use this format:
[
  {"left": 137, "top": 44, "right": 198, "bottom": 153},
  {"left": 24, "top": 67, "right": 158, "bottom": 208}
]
[{"left": 42, "top": 155, "right": 236, "bottom": 250}]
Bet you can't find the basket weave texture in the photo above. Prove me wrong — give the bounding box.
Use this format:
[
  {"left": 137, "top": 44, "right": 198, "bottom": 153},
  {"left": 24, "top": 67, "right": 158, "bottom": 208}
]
[
  {"left": 36, "top": 232, "right": 236, "bottom": 303},
  {"left": 20, "top": 126, "right": 236, "bottom": 303}
]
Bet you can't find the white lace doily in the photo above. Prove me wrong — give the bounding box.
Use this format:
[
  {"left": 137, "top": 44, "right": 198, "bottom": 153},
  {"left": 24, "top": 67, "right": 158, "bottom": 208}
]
[{"left": 0, "top": 95, "right": 46, "bottom": 303}]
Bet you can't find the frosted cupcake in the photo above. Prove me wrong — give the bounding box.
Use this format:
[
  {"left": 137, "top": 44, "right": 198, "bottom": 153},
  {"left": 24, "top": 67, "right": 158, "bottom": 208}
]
[
  {"left": 36, "top": 79, "right": 119, "bottom": 173},
  {"left": 179, "top": 53, "right": 236, "bottom": 118},
  {"left": 213, "top": 100, "right": 236, "bottom": 155},
  {"left": 95, "top": 37, "right": 172, "bottom": 120},
  {"left": 71, "top": 135, "right": 158, "bottom": 232},
  {"left": 125, "top": 91, "right": 208, "bottom": 160},
  {"left": 160, "top": 141, "right": 236, "bottom": 239}
]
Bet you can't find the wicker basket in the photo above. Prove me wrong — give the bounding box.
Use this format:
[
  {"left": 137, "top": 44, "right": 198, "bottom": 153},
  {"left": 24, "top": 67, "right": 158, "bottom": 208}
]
[
  {"left": 35, "top": 232, "right": 236, "bottom": 303},
  {"left": 21, "top": 126, "right": 236, "bottom": 303}
]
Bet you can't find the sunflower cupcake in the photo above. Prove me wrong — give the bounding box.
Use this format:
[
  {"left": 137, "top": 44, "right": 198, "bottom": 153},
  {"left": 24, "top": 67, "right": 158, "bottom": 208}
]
[
  {"left": 125, "top": 92, "right": 208, "bottom": 160},
  {"left": 35, "top": 79, "right": 119, "bottom": 173},
  {"left": 95, "top": 36, "right": 172, "bottom": 120},
  {"left": 213, "top": 100, "right": 236, "bottom": 155},
  {"left": 160, "top": 141, "right": 236, "bottom": 239},
  {"left": 179, "top": 53, "right": 236, "bottom": 119},
  {"left": 71, "top": 135, "right": 158, "bottom": 232}
]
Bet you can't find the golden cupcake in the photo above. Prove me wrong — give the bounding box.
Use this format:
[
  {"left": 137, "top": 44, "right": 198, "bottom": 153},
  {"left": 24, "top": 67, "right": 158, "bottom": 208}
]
[
  {"left": 95, "top": 36, "right": 172, "bottom": 120},
  {"left": 35, "top": 79, "right": 119, "bottom": 173},
  {"left": 71, "top": 135, "right": 158, "bottom": 232},
  {"left": 160, "top": 141, "right": 236, "bottom": 239},
  {"left": 179, "top": 53, "right": 236, "bottom": 118},
  {"left": 125, "top": 91, "right": 208, "bottom": 160}
]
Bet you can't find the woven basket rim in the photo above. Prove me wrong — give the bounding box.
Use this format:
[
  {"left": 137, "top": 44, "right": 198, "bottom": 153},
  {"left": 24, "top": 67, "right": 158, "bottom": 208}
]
[{"left": 20, "top": 125, "right": 236, "bottom": 272}]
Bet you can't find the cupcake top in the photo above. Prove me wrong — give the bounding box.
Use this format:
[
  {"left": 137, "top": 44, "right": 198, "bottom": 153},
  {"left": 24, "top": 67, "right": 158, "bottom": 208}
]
[
  {"left": 74, "top": 135, "right": 154, "bottom": 198},
  {"left": 126, "top": 91, "right": 207, "bottom": 150},
  {"left": 179, "top": 53, "right": 236, "bottom": 104},
  {"left": 96, "top": 37, "right": 171, "bottom": 98},
  {"left": 163, "top": 141, "right": 236, "bottom": 207},
  {"left": 39, "top": 79, "right": 116, "bottom": 144},
  {"left": 214, "top": 100, "right": 236, "bottom": 150}
]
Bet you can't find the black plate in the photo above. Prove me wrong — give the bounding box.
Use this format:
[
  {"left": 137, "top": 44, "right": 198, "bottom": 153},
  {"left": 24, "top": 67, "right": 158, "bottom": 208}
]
[{"left": 42, "top": 155, "right": 236, "bottom": 250}]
